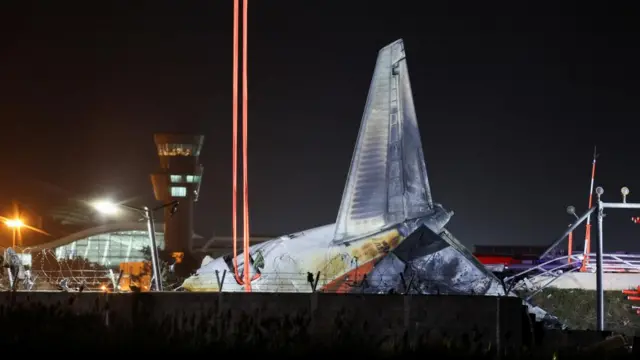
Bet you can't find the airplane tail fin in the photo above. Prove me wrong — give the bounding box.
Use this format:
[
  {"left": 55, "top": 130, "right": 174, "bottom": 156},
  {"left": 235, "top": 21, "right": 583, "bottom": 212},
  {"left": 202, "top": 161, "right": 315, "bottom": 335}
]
[{"left": 333, "top": 39, "right": 433, "bottom": 244}]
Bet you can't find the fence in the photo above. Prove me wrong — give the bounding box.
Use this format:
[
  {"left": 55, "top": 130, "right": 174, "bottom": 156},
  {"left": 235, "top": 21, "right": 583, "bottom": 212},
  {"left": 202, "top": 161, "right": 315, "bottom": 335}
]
[
  {"left": 8, "top": 245, "right": 640, "bottom": 294},
  {"left": 2, "top": 252, "right": 487, "bottom": 295},
  {"left": 582, "top": 253, "right": 640, "bottom": 273},
  {"left": 0, "top": 247, "right": 116, "bottom": 291}
]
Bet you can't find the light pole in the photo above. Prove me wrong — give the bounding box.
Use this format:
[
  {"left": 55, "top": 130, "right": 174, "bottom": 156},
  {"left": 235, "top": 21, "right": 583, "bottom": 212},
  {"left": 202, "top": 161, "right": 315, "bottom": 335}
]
[
  {"left": 92, "top": 200, "right": 179, "bottom": 292},
  {"left": 559, "top": 187, "right": 608, "bottom": 331},
  {"left": 594, "top": 186, "right": 605, "bottom": 331},
  {"left": 566, "top": 206, "right": 580, "bottom": 263},
  {"left": 4, "top": 218, "right": 23, "bottom": 247},
  {"left": 540, "top": 206, "right": 597, "bottom": 260},
  {"left": 584, "top": 185, "right": 637, "bottom": 332}
]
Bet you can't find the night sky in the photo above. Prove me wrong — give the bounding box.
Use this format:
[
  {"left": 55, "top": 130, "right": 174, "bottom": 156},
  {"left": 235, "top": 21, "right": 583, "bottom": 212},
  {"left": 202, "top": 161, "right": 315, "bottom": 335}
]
[{"left": 1, "top": 2, "right": 639, "bottom": 252}]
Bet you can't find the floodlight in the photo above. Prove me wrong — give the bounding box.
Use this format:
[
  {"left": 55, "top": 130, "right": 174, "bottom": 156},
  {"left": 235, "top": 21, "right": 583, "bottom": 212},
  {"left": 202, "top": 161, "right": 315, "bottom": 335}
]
[
  {"left": 4, "top": 219, "right": 23, "bottom": 228},
  {"left": 92, "top": 200, "right": 119, "bottom": 215}
]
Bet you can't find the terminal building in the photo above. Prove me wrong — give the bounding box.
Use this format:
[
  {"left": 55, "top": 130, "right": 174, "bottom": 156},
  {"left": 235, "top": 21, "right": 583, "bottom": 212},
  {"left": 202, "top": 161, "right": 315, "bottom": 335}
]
[
  {"left": 39, "top": 222, "right": 197, "bottom": 266},
  {"left": 40, "top": 224, "right": 272, "bottom": 268}
]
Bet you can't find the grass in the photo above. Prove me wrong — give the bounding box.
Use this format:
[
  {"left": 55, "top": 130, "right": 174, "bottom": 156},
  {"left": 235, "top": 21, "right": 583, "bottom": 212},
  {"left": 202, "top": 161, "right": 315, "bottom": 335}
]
[{"left": 528, "top": 288, "right": 640, "bottom": 335}]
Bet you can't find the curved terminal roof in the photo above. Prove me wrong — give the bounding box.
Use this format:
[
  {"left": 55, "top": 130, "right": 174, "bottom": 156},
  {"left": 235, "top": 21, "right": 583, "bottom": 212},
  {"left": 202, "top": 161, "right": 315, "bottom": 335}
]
[
  {"left": 30, "top": 221, "right": 200, "bottom": 251},
  {"left": 26, "top": 221, "right": 276, "bottom": 264},
  {"left": 22, "top": 222, "right": 200, "bottom": 267}
]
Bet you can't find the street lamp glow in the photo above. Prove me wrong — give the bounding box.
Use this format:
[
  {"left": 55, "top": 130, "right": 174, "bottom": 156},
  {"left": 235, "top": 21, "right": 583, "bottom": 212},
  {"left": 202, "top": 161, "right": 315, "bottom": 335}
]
[
  {"left": 87, "top": 199, "right": 170, "bottom": 291},
  {"left": 92, "top": 200, "right": 119, "bottom": 215},
  {"left": 5, "top": 219, "right": 23, "bottom": 228}
]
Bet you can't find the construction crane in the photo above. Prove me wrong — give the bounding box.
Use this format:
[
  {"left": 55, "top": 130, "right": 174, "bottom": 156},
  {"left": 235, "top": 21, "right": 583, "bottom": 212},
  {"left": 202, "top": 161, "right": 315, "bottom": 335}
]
[{"left": 231, "top": 0, "right": 257, "bottom": 292}]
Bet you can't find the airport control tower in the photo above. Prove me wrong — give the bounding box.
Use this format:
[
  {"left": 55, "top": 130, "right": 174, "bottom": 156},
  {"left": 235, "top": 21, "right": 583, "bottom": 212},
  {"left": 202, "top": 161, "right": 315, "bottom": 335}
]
[{"left": 150, "top": 133, "right": 204, "bottom": 255}]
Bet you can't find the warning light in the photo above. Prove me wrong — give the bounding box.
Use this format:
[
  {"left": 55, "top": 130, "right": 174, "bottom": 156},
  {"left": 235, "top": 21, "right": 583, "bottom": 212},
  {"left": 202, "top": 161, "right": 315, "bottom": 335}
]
[{"left": 172, "top": 252, "right": 184, "bottom": 264}]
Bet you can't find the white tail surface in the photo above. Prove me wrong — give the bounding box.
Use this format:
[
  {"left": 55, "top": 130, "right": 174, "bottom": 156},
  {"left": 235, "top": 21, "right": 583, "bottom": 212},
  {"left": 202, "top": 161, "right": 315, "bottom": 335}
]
[{"left": 333, "top": 39, "right": 433, "bottom": 244}]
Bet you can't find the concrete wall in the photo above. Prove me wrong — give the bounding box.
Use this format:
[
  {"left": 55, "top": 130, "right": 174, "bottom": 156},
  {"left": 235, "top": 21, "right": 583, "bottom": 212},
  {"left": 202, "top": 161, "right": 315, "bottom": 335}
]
[{"left": 0, "top": 292, "right": 526, "bottom": 351}]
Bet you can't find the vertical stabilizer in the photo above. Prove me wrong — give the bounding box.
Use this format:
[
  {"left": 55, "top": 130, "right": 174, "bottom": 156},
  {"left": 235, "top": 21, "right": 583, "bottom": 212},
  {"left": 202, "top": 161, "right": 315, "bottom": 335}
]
[{"left": 333, "top": 39, "right": 433, "bottom": 244}]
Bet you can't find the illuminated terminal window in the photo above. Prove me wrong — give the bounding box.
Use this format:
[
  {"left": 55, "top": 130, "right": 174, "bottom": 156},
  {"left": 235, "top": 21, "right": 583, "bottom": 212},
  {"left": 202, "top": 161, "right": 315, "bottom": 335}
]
[
  {"left": 170, "top": 186, "right": 187, "bottom": 197},
  {"left": 186, "top": 175, "right": 201, "bottom": 183},
  {"left": 157, "top": 143, "right": 199, "bottom": 157},
  {"left": 53, "top": 230, "right": 165, "bottom": 267},
  {"left": 170, "top": 175, "right": 183, "bottom": 183}
]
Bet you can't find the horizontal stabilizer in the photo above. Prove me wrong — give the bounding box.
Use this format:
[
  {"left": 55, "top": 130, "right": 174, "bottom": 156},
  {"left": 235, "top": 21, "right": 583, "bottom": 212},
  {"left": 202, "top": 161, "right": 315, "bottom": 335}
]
[{"left": 387, "top": 226, "right": 504, "bottom": 295}]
